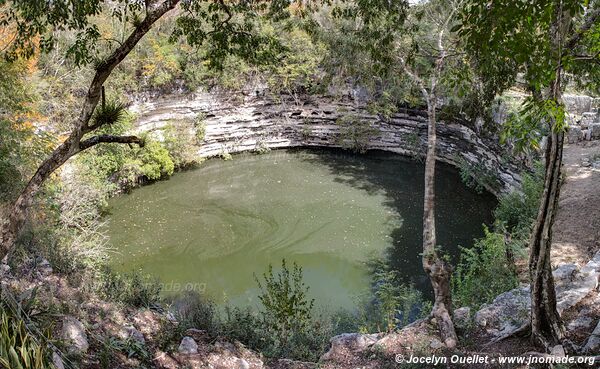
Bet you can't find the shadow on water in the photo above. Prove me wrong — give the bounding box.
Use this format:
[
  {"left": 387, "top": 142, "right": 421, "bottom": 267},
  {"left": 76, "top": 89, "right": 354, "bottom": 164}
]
[{"left": 294, "top": 147, "right": 497, "bottom": 299}]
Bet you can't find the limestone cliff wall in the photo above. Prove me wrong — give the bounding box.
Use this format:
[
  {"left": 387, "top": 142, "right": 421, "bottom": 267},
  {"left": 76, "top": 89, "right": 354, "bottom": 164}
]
[{"left": 130, "top": 91, "right": 522, "bottom": 195}]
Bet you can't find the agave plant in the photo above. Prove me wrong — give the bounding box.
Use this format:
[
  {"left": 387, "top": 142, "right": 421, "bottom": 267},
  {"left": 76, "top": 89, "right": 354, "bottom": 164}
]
[{"left": 0, "top": 292, "right": 55, "bottom": 369}]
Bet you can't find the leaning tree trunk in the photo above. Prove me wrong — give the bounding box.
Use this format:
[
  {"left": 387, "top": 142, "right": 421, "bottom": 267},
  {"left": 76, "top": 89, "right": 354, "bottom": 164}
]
[
  {"left": 0, "top": 0, "right": 179, "bottom": 262},
  {"left": 422, "top": 99, "right": 458, "bottom": 349},
  {"left": 0, "top": 141, "right": 75, "bottom": 260}
]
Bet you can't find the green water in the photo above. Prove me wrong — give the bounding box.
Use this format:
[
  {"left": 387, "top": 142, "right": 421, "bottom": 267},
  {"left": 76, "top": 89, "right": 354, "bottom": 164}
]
[{"left": 106, "top": 149, "right": 496, "bottom": 310}]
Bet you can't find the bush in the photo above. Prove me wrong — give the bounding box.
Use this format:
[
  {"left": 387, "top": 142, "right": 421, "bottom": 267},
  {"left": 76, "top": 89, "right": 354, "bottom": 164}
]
[
  {"left": 452, "top": 227, "right": 519, "bottom": 310},
  {"left": 96, "top": 267, "right": 162, "bottom": 308},
  {"left": 335, "top": 114, "right": 379, "bottom": 153},
  {"left": 494, "top": 162, "right": 544, "bottom": 235},
  {"left": 356, "top": 261, "right": 430, "bottom": 333}
]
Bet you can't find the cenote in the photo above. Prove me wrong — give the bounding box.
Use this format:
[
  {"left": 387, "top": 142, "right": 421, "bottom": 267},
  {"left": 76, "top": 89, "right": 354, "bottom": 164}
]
[{"left": 106, "top": 148, "right": 496, "bottom": 311}]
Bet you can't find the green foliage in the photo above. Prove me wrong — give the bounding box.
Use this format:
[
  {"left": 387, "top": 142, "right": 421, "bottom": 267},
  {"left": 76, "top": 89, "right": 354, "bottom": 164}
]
[
  {"left": 98, "top": 336, "right": 150, "bottom": 368},
  {"left": 162, "top": 122, "right": 202, "bottom": 169},
  {"left": 501, "top": 97, "right": 562, "bottom": 154},
  {"left": 255, "top": 260, "right": 314, "bottom": 356},
  {"left": 457, "top": 156, "right": 500, "bottom": 194},
  {"left": 452, "top": 227, "right": 519, "bottom": 310},
  {"left": 335, "top": 114, "right": 379, "bottom": 153},
  {"left": 0, "top": 291, "right": 55, "bottom": 369},
  {"left": 194, "top": 114, "right": 207, "bottom": 143},
  {"left": 494, "top": 162, "right": 545, "bottom": 236},
  {"left": 96, "top": 267, "right": 162, "bottom": 308},
  {"left": 356, "top": 260, "right": 430, "bottom": 333},
  {"left": 91, "top": 100, "right": 127, "bottom": 128}
]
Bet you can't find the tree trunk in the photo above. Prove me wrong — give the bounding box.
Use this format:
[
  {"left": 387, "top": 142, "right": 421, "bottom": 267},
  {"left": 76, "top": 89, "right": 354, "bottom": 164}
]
[
  {"left": 0, "top": 141, "right": 75, "bottom": 260},
  {"left": 529, "top": 0, "right": 569, "bottom": 350},
  {"left": 422, "top": 99, "right": 458, "bottom": 348},
  {"left": 529, "top": 129, "right": 565, "bottom": 349},
  {"left": 0, "top": 0, "right": 179, "bottom": 261}
]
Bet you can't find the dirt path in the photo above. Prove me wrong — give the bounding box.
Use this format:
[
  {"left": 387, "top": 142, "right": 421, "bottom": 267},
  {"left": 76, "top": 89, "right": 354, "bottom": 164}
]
[{"left": 552, "top": 141, "right": 600, "bottom": 266}]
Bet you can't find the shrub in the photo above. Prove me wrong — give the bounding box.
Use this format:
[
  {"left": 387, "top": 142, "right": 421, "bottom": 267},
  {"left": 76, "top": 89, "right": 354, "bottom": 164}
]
[
  {"left": 96, "top": 267, "right": 162, "bottom": 308},
  {"left": 356, "top": 262, "right": 430, "bottom": 333},
  {"left": 452, "top": 227, "right": 519, "bottom": 310},
  {"left": 255, "top": 260, "right": 314, "bottom": 356},
  {"left": 169, "top": 291, "right": 221, "bottom": 338},
  {"left": 494, "top": 162, "right": 544, "bottom": 235},
  {"left": 162, "top": 122, "right": 201, "bottom": 168},
  {"left": 335, "top": 114, "right": 379, "bottom": 153}
]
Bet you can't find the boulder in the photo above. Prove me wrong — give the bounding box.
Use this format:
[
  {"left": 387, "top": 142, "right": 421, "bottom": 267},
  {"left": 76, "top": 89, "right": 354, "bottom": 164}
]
[
  {"left": 454, "top": 307, "right": 471, "bottom": 329},
  {"left": 590, "top": 123, "right": 600, "bottom": 140},
  {"left": 124, "top": 326, "right": 145, "bottom": 345},
  {"left": 62, "top": 317, "right": 89, "bottom": 353},
  {"left": 321, "top": 333, "right": 381, "bottom": 361},
  {"left": 236, "top": 358, "right": 250, "bottom": 369},
  {"left": 583, "top": 321, "right": 600, "bottom": 353},
  {"left": 52, "top": 352, "right": 65, "bottom": 369},
  {"left": 475, "top": 286, "right": 530, "bottom": 337},
  {"left": 567, "top": 126, "right": 583, "bottom": 143},
  {"left": 178, "top": 336, "right": 198, "bottom": 354},
  {"left": 567, "top": 316, "right": 594, "bottom": 331}
]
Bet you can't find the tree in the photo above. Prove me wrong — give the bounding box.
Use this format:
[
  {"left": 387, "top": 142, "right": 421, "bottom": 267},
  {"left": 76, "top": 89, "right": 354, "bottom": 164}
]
[
  {"left": 323, "top": 0, "right": 467, "bottom": 346},
  {"left": 0, "top": 0, "right": 299, "bottom": 260},
  {"left": 459, "top": 0, "right": 600, "bottom": 350},
  {"left": 396, "top": 0, "right": 465, "bottom": 348}
]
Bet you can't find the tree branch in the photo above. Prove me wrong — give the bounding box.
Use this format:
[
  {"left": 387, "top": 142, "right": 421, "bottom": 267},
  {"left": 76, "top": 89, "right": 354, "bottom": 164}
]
[
  {"left": 79, "top": 135, "right": 145, "bottom": 151},
  {"left": 565, "top": 6, "right": 600, "bottom": 50}
]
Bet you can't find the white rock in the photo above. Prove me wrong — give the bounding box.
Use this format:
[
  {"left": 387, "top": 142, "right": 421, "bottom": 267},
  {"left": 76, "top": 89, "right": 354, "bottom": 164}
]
[
  {"left": 583, "top": 321, "right": 600, "bottom": 353},
  {"left": 321, "top": 333, "right": 380, "bottom": 361},
  {"left": 125, "top": 326, "right": 145, "bottom": 345},
  {"left": 567, "top": 316, "right": 594, "bottom": 331},
  {"left": 454, "top": 307, "right": 471, "bottom": 329},
  {"left": 236, "top": 358, "right": 250, "bottom": 369},
  {"left": 178, "top": 336, "right": 198, "bottom": 354},
  {"left": 52, "top": 352, "right": 65, "bottom": 369},
  {"left": 62, "top": 316, "right": 89, "bottom": 353}
]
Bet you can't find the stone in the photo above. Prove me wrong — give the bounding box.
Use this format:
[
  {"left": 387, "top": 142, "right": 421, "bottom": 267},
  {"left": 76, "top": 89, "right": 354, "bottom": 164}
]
[
  {"left": 590, "top": 123, "right": 600, "bottom": 139},
  {"left": 567, "top": 316, "right": 594, "bottom": 331},
  {"left": 124, "top": 326, "right": 145, "bottom": 345},
  {"left": 429, "top": 338, "right": 444, "bottom": 350},
  {"left": 554, "top": 263, "right": 599, "bottom": 314},
  {"left": 475, "top": 286, "right": 530, "bottom": 338},
  {"left": 567, "top": 126, "right": 583, "bottom": 143},
  {"left": 320, "top": 333, "right": 381, "bottom": 361},
  {"left": 178, "top": 336, "right": 198, "bottom": 354},
  {"left": 236, "top": 358, "right": 250, "bottom": 369},
  {"left": 454, "top": 307, "right": 471, "bottom": 329},
  {"left": 37, "top": 258, "right": 53, "bottom": 276},
  {"left": 550, "top": 345, "right": 566, "bottom": 357},
  {"left": 52, "top": 352, "right": 65, "bottom": 369},
  {"left": 583, "top": 321, "right": 600, "bottom": 353},
  {"left": 62, "top": 316, "right": 89, "bottom": 353},
  {"left": 0, "top": 263, "right": 10, "bottom": 277},
  {"left": 564, "top": 95, "right": 593, "bottom": 115}
]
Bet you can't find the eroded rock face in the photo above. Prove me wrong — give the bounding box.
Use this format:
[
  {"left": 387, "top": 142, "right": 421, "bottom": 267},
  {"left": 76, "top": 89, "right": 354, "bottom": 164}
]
[
  {"left": 62, "top": 316, "right": 89, "bottom": 353},
  {"left": 131, "top": 92, "right": 522, "bottom": 195}
]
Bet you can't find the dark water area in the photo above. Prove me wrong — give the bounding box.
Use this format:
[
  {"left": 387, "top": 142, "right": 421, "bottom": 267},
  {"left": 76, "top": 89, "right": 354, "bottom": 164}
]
[{"left": 106, "top": 148, "right": 496, "bottom": 311}]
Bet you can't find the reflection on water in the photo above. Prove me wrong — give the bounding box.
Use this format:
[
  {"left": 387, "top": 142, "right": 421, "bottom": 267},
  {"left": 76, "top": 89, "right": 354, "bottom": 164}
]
[{"left": 106, "top": 149, "right": 496, "bottom": 310}]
